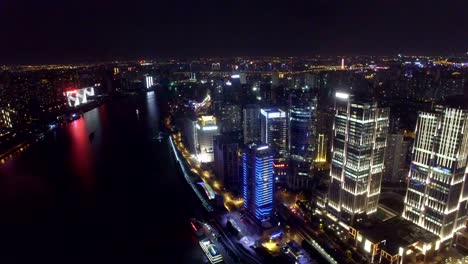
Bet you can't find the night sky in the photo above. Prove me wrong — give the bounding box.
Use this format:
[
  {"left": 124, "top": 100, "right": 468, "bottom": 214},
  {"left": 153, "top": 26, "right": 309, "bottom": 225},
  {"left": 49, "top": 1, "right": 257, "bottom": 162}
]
[{"left": 0, "top": 0, "right": 466, "bottom": 64}]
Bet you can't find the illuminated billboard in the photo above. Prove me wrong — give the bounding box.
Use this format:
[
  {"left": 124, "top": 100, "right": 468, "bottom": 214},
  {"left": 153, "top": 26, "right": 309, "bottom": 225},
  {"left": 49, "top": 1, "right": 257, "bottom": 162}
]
[{"left": 65, "top": 87, "right": 95, "bottom": 107}]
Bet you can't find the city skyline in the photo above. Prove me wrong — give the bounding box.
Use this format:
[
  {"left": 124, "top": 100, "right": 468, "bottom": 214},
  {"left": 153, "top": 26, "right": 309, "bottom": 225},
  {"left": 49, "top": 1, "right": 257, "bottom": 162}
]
[{"left": 0, "top": 1, "right": 467, "bottom": 261}]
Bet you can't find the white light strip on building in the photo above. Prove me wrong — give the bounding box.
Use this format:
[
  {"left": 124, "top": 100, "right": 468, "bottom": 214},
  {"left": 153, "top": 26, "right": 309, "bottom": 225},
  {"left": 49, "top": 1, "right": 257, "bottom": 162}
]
[
  {"left": 335, "top": 92, "right": 349, "bottom": 99},
  {"left": 202, "top": 126, "right": 218, "bottom": 131}
]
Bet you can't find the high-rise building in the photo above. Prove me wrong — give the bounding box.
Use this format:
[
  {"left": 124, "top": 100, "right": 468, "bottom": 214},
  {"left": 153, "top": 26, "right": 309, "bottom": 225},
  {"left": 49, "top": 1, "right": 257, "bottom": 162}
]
[
  {"left": 260, "top": 108, "right": 287, "bottom": 159},
  {"left": 260, "top": 108, "right": 288, "bottom": 179},
  {"left": 242, "top": 144, "right": 274, "bottom": 222},
  {"left": 145, "top": 75, "right": 154, "bottom": 89},
  {"left": 195, "top": 115, "right": 219, "bottom": 163},
  {"left": 383, "top": 133, "right": 410, "bottom": 182},
  {"left": 214, "top": 135, "right": 240, "bottom": 194},
  {"left": 220, "top": 104, "right": 242, "bottom": 133},
  {"left": 243, "top": 104, "right": 260, "bottom": 144},
  {"left": 403, "top": 107, "right": 468, "bottom": 242},
  {"left": 328, "top": 92, "right": 389, "bottom": 223},
  {"left": 288, "top": 94, "right": 317, "bottom": 190}
]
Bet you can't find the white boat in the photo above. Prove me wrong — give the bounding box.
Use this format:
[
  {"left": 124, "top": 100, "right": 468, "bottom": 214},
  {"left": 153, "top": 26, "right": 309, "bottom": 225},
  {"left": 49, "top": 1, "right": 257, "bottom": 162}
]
[{"left": 199, "top": 238, "right": 223, "bottom": 264}]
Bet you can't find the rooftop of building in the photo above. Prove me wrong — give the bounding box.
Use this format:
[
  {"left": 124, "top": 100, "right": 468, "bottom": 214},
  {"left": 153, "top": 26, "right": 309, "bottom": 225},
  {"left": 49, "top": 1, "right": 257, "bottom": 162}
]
[
  {"left": 260, "top": 108, "right": 286, "bottom": 118},
  {"left": 353, "top": 216, "right": 439, "bottom": 255},
  {"left": 198, "top": 115, "right": 216, "bottom": 126}
]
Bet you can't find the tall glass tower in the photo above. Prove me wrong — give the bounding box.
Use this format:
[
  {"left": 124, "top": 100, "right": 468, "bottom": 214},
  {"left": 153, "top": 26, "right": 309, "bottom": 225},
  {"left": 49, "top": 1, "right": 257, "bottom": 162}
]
[
  {"left": 242, "top": 144, "right": 274, "bottom": 222},
  {"left": 288, "top": 94, "right": 317, "bottom": 190},
  {"left": 260, "top": 108, "right": 287, "bottom": 180},
  {"left": 328, "top": 92, "right": 389, "bottom": 223},
  {"left": 403, "top": 107, "right": 468, "bottom": 242}
]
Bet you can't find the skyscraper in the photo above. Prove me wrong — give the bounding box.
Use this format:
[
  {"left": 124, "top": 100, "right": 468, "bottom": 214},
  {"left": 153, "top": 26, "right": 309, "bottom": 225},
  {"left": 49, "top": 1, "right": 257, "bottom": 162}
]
[
  {"left": 242, "top": 144, "right": 274, "bottom": 222},
  {"left": 220, "top": 104, "right": 242, "bottom": 133},
  {"left": 328, "top": 92, "right": 389, "bottom": 223},
  {"left": 403, "top": 107, "right": 468, "bottom": 242},
  {"left": 260, "top": 108, "right": 288, "bottom": 179},
  {"left": 195, "top": 115, "right": 219, "bottom": 163},
  {"left": 288, "top": 94, "right": 317, "bottom": 190},
  {"left": 214, "top": 135, "right": 240, "bottom": 194},
  {"left": 260, "top": 108, "right": 287, "bottom": 159},
  {"left": 243, "top": 104, "right": 260, "bottom": 144},
  {"left": 383, "top": 133, "right": 410, "bottom": 182}
]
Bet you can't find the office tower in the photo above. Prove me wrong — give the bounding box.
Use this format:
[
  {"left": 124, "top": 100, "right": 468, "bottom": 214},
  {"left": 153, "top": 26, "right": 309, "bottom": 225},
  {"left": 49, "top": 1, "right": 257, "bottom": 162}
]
[
  {"left": 242, "top": 144, "right": 274, "bottom": 222},
  {"left": 214, "top": 135, "right": 240, "bottom": 194},
  {"left": 260, "top": 108, "right": 288, "bottom": 180},
  {"left": 328, "top": 92, "right": 389, "bottom": 223},
  {"left": 220, "top": 104, "right": 242, "bottom": 133},
  {"left": 288, "top": 94, "right": 317, "bottom": 190},
  {"left": 195, "top": 116, "right": 219, "bottom": 163},
  {"left": 243, "top": 104, "right": 260, "bottom": 144},
  {"left": 223, "top": 75, "right": 243, "bottom": 104},
  {"left": 403, "top": 107, "right": 468, "bottom": 242},
  {"left": 383, "top": 133, "right": 410, "bottom": 182},
  {"left": 260, "top": 108, "right": 287, "bottom": 159}
]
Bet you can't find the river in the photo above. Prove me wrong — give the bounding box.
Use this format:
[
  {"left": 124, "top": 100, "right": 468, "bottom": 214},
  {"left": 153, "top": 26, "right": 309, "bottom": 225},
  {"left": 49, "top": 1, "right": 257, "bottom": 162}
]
[{"left": 0, "top": 92, "right": 206, "bottom": 263}]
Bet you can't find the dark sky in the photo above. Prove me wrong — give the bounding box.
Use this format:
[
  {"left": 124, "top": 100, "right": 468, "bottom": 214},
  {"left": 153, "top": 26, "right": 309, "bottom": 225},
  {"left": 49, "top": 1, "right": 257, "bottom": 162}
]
[{"left": 0, "top": 0, "right": 466, "bottom": 64}]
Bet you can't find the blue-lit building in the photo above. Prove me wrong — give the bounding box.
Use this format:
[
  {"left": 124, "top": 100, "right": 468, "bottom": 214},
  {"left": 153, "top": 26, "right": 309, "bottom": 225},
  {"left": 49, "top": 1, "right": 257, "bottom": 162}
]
[
  {"left": 288, "top": 94, "right": 317, "bottom": 190},
  {"left": 242, "top": 144, "right": 274, "bottom": 222}
]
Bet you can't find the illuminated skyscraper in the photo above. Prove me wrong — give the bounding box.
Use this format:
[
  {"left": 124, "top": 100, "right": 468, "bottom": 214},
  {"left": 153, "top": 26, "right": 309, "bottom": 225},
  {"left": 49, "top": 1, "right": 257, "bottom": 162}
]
[
  {"left": 288, "top": 94, "right": 317, "bottom": 190},
  {"left": 328, "top": 92, "right": 389, "bottom": 223},
  {"left": 242, "top": 144, "right": 274, "bottom": 222},
  {"left": 260, "top": 108, "right": 287, "bottom": 159},
  {"left": 403, "top": 107, "right": 468, "bottom": 242},
  {"left": 195, "top": 116, "right": 219, "bottom": 163},
  {"left": 260, "top": 108, "right": 288, "bottom": 179}
]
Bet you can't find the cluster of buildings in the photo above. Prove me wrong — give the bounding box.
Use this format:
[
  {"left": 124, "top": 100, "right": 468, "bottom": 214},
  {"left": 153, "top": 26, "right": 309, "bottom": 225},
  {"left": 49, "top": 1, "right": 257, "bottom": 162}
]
[
  {"left": 0, "top": 62, "right": 160, "bottom": 151},
  {"left": 170, "top": 56, "right": 467, "bottom": 263},
  {"left": 322, "top": 95, "right": 468, "bottom": 263}
]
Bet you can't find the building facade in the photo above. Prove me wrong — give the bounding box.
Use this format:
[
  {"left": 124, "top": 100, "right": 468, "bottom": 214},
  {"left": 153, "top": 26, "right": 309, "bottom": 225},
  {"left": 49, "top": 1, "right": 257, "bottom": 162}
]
[
  {"left": 243, "top": 104, "right": 260, "bottom": 144},
  {"left": 260, "top": 108, "right": 287, "bottom": 159},
  {"left": 195, "top": 115, "right": 219, "bottom": 163},
  {"left": 220, "top": 104, "right": 242, "bottom": 133},
  {"left": 403, "top": 107, "right": 468, "bottom": 242},
  {"left": 260, "top": 108, "right": 288, "bottom": 179},
  {"left": 288, "top": 94, "right": 317, "bottom": 190},
  {"left": 214, "top": 135, "right": 240, "bottom": 194},
  {"left": 242, "top": 144, "right": 274, "bottom": 222},
  {"left": 328, "top": 92, "right": 389, "bottom": 223},
  {"left": 384, "top": 133, "right": 410, "bottom": 182}
]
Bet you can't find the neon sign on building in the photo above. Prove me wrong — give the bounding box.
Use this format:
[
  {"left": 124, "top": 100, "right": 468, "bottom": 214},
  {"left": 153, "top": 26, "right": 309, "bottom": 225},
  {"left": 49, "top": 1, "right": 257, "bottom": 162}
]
[{"left": 65, "top": 87, "right": 95, "bottom": 107}]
